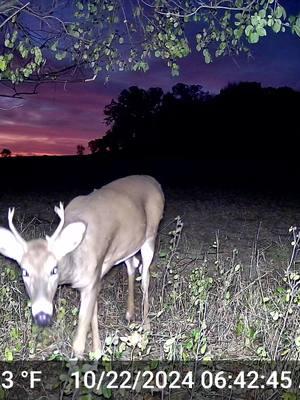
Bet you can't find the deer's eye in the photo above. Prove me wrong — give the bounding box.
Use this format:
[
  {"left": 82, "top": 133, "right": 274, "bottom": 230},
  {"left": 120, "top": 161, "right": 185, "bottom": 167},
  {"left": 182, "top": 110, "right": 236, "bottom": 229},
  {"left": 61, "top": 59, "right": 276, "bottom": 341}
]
[
  {"left": 51, "top": 266, "right": 58, "bottom": 276},
  {"left": 22, "top": 268, "right": 29, "bottom": 277}
]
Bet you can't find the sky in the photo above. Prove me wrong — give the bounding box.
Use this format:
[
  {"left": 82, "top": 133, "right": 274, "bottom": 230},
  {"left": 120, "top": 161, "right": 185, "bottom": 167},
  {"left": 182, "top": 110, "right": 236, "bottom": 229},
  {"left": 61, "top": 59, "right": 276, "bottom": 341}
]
[{"left": 0, "top": 1, "right": 300, "bottom": 156}]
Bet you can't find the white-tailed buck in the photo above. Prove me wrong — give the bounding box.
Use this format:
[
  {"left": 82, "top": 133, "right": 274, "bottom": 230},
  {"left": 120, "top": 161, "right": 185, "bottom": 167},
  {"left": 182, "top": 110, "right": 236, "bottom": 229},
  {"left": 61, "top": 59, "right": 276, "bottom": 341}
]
[{"left": 0, "top": 175, "right": 164, "bottom": 357}]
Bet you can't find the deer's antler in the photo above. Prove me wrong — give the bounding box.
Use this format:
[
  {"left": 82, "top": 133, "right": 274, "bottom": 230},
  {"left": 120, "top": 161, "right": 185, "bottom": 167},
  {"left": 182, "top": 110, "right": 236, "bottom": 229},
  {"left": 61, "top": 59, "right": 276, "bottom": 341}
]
[
  {"left": 46, "top": 202, "right": 65, "bottom": 243},
  {"left": 8, "top": 208, "right": 27, "bottom": 252}
]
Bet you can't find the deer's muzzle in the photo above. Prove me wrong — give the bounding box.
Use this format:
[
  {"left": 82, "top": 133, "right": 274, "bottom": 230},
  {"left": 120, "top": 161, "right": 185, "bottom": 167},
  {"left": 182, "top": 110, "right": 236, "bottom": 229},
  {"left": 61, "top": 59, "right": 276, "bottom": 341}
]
[{"left": 34, "top": 312, "right": 52, "bottom": 327}]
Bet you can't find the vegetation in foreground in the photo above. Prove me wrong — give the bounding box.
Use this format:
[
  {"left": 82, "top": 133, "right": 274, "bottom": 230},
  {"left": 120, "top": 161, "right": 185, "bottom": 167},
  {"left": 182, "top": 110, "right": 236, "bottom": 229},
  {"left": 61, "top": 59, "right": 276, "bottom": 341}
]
[
  {"left": 1, "top": 191, "right": 300, "bottom": 362},
  {"left": 1, "top": 187, "right": 300, "bottom": 398}
]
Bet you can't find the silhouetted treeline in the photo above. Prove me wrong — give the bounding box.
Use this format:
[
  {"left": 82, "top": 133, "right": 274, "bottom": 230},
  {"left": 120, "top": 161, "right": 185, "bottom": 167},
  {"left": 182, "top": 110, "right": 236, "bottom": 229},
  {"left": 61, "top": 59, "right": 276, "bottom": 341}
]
[
  {"left": 89, "top": 82, "right": 299, "bottom": 159},
  {"left": 1, "top": 81, "right": 299, "bottom": 194}
]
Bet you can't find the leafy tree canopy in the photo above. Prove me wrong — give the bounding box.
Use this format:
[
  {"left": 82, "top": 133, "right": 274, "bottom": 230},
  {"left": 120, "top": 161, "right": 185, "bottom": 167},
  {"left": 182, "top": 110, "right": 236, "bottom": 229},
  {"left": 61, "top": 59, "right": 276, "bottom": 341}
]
[{"left": 0, "top": 0, "right": 299, "bottom": 95}]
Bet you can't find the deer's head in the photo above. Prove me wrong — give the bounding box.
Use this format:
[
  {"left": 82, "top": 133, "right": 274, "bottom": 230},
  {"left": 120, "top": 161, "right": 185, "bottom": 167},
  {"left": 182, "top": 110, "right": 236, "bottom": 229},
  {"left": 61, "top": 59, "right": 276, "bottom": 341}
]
[{"left": 0, "top": 203, "right": 86, "bottom": 327}]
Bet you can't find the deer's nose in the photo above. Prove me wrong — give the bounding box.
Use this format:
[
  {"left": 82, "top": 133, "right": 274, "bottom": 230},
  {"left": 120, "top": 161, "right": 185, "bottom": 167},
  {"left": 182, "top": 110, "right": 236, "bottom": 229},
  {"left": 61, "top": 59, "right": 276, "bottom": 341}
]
[{"left": 34, "top": 312, "right": 52, "bottom": 327}]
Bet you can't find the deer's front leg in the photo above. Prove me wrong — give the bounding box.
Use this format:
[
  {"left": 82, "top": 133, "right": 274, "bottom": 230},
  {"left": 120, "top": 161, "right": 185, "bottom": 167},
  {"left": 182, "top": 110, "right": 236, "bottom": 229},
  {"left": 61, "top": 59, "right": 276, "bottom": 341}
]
[
  {"left": 91, "top": 300, "right": 101, "bottom": 353},
  {"left": 73, "top": 285, "right": 97, "bottom": 358}
]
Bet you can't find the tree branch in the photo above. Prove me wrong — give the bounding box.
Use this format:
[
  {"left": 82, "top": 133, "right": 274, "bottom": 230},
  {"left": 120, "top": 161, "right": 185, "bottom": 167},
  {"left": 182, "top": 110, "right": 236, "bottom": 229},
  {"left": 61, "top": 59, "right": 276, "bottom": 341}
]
[
  {"left": 0, "top": 1, "right": 30, "bottom": 29},
  {"left": 140, "top": 0, "right": 257, "bottom": 18}
]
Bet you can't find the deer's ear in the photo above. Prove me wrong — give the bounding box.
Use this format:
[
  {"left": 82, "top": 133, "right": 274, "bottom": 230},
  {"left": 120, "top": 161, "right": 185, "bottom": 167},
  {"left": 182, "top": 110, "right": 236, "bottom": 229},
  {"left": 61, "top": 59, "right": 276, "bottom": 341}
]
[
  {"left": 49, "top": 222, "right": 86, "bottom": 260},
  {"left": 0, "top": 227, "right": 24, "bottom": 264}
]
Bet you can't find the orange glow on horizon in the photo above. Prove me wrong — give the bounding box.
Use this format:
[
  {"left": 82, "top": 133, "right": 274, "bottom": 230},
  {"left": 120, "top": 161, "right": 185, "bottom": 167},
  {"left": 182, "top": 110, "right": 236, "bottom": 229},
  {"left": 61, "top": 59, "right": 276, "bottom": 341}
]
[{"left": 11, "top": 152, "right": 71, "bottom": 157}]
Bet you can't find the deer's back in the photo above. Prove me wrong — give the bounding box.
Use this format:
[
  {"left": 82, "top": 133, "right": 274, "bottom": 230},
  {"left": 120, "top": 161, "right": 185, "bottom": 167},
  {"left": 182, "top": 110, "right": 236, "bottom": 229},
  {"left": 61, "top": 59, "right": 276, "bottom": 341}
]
[{"left": 63, "top": 175, "right": 164, "bottom": 271}]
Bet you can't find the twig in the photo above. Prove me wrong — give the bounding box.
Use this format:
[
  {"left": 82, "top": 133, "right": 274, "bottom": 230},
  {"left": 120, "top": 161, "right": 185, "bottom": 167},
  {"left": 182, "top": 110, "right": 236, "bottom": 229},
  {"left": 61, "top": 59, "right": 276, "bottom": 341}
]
[{"left": 287, "top": 226, "right": 300, "bottom": 273}]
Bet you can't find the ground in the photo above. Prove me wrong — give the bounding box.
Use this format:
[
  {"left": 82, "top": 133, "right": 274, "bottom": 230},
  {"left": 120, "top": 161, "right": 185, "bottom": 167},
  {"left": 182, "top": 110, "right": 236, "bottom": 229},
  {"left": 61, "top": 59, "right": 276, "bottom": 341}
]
[
  {"left": 1, "top": 184, "right": 300, "bottom": 367},
  {"left": 1, "top": 183, "right": 300, "bottom": 398}
]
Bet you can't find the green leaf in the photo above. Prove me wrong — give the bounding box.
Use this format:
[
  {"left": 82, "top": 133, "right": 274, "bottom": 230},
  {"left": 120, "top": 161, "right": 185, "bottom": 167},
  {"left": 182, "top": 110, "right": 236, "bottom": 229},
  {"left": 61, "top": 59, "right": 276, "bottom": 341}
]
[
  {"left": 203, "top": 48, "right": 211, "bottom": 63},
  {"left": 249, "top": 31, "right": 259, "bottom": 43},
  {"left": 76, "top": 1, "right": 84, "bottom": 11},
  {"left": 251, "top": 15, "right": 259, "bottom": 26},
  {"left": 68, "top": 24, "right": 80, "bottom": 38},
  {"left": 282, "top": 392, "right": 297, "bottom": 400},
  {"left": 102, "top": 386, "right": 112, "bottom": 399},
  {"left": 294, "top": 25, "right": 300, "bottom": 37},
  {"left": 51, "top": 40, "right": 58, "bottom": 51},
  {"left": 272, "top": 19, "right": 281, "bottom": 33},
  {"left": 80, "top": 395, "right": 92, "bottom": 400},
  {"left": 234, "top": 27, "right": 243, "bottom": 39},
  {"left": 259, "top": 9, "right": 266, "bottom": 19},
  {"left": 34, "top": 47, "right": 43, "bottom": 65},
  {"left": 257, "top": 27, "right": 267, "bottom": 36},
  {"left": 0, "top": 56, "right": 7, "bottom": 72},
  {"left": 200, "top": 343, "right": 207, "bottom": 354},
  {"left": 19, "top": 42, "right": 29, "bottom": 58},
  {"left": 185, "top": 340, "right": 193, "bottom": 350},
  {"left": 0, "top": 388, "right": 5, "bottom": 400},
  {"left": 5, "top": 348, "right": 13, "bottom": 361},
  {"left": 55, "top": 51, "right": 67, "bottom": 60},
  {"left": 245, "top": 25, "right": 254, "bottom": 36},
  {"left": 292, "top": 17, "right": 300, "bottom": 37},
  {"left": 274, "top": 6, "right": 283, "bottom": 19},
  {"left": 4, "top": 39, "right": 13, "bottom": 48}
]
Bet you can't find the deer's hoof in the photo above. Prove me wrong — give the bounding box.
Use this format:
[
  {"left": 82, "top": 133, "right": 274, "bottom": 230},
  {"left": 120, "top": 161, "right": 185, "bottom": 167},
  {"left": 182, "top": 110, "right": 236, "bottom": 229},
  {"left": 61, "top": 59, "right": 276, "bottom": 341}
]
[
  {"left": 72, "top": 338, "right": 85, "bottom": 359},
  {"left": 126, "top": 310, "right": 135, "bottom": 322}
]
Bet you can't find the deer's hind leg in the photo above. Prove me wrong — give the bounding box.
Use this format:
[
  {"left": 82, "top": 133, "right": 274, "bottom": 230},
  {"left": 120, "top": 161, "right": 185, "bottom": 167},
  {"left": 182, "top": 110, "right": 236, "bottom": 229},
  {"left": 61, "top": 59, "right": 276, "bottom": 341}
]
[
  {"left": 140, "top": 236, "right": 156, "bottom": 331},
  {"left": 125, "top": 255, "right": 140, "bottom": 322}
]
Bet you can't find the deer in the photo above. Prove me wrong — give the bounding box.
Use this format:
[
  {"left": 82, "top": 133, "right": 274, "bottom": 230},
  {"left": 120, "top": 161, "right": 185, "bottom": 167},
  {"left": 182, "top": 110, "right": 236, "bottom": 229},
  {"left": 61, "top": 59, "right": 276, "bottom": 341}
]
[{"left": 0, "top": 175, "right": 164, "bottom": 358}]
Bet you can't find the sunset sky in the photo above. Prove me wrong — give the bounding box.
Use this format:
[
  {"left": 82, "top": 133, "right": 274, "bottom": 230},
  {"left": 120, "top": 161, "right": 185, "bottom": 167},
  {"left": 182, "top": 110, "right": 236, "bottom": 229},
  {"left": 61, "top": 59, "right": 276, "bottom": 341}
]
[{"left": 0, "top": 1, "right": 300, "bottom": 156}]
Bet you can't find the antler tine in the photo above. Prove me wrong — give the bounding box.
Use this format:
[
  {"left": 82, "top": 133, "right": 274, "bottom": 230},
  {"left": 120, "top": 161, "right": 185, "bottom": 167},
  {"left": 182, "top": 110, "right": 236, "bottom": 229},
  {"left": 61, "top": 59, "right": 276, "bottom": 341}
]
[
  {"left": 8, "top": 207, "right": 27, "bottom": 251},
  {"left": 48, "top": 202, "right": 65, "bottom": 243},
  {"left": 54, "top": 202, "right": 64, "bottom": 220}
]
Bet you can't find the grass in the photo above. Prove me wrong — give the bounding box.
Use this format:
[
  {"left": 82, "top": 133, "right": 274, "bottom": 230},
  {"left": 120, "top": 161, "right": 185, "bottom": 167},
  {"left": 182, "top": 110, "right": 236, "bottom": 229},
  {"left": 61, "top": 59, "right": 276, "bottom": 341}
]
[
  {"left": 155, "top": 223, "right": 300, "bottom": 362},
  {"left": 1, "top": 187, "right": 300, "bottom": 398}
]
